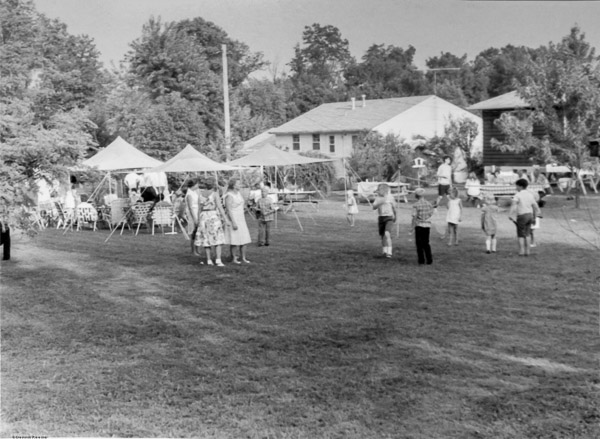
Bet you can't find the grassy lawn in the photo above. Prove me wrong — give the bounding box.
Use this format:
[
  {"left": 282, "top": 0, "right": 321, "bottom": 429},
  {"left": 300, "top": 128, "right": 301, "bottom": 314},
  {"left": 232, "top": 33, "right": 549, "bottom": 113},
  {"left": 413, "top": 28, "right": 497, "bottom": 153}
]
[{"left": 1, "top": 192, "right": 599, "bottom": 438}]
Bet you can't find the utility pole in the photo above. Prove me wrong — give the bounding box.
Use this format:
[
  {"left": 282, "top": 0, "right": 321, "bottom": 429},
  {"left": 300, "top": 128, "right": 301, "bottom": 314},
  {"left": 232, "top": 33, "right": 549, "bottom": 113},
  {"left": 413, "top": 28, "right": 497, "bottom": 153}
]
[
  {"left": 428, "top": 67, "right": 461, "bottom": 95},
  {"left": 222, "top": 44, "right": 231, "bottom": 160}
]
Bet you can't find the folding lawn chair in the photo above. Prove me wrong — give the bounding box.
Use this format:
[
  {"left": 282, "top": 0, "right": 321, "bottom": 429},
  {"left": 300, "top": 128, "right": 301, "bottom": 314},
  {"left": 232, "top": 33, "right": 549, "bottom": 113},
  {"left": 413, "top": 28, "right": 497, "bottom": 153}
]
[
  {"left": 54, "top": 201, "right": 75, "bottom": 231},
  {"left": 150, "top": 202, "right": 173, "bottom": 235},
  {"left": 130, "top": 202, "right": 153, "bottom": 235},
  {"left": 110, "top": 198, "right": 132, "bottom": 235},
  {"left": 75, "top": 202, "right": 98, "bottom": 231}
]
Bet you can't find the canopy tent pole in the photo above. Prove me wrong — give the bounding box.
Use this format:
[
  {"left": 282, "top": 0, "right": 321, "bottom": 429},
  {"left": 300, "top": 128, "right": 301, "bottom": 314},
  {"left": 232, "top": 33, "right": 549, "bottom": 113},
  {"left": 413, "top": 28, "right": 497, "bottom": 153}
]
[
  {"left": 88, "top": 173, "right": 109, "bottom": 204},
  {"left": 292, "top": 209, "right": 303, "bottom": 231},
  {"left": 104, "top": 204, "right": 135, "bottom": 243},
  {"left": 343, "top": 157, "right": 349, "bottom": 207}
]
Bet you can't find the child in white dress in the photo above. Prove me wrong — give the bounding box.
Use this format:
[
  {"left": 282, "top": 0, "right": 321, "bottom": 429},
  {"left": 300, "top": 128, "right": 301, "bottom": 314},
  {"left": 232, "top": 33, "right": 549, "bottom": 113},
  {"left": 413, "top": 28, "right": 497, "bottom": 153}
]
[
  {"left": 481, "top": 194, "right": 499, "bottom": 253},
  {"left": 346, "top": 189, "right": 358, "bottom": 226},
  {"left": 446, "top": 187, "right": 462, "bottom": 246}
]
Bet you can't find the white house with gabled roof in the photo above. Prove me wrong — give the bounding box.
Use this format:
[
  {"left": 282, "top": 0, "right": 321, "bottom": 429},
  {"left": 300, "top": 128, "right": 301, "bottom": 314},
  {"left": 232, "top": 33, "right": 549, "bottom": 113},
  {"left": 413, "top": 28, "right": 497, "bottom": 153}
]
[{"left": 269, "top": 95, "right": 483, "bottom": 159}]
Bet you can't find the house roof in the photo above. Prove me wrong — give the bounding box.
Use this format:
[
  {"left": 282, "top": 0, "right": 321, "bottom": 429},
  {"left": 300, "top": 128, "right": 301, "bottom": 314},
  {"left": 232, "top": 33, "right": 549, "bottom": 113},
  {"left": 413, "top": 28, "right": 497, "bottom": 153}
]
[
  {"left": 240, "top": 130, "right": 277, "bottom": 154},
  {"left": 467, "top": 91, "right": 531, "bottom": 111},
  {"left": 269, "top": 95, "right": 434, "bottom": 134}
]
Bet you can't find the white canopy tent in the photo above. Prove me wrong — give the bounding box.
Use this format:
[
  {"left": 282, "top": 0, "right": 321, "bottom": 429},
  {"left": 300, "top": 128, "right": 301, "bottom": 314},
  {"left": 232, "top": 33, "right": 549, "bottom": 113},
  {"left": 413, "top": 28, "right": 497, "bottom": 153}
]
[
  {"left": 80, "top": 136, "right": 164, "bottom": 202},
  {"left": 150, "top": 144, "right": 239, "bottom": 173},
  {"left": 227, "top": 144, "right": 335, "bottom": 231},
  {"left": 227, "top": 143, "right": 334, "bottom": 194},
  {"left": 227, "top": 143, "right": 333, "bottom": 167},
  {"left": 81, "top": 136, "right": 163, "bottom": 171}
]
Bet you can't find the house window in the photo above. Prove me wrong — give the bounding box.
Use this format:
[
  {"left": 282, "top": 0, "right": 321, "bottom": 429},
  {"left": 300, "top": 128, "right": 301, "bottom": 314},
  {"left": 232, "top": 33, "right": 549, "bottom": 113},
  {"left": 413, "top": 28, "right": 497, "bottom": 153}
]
[
  {"left": 351, "top": 135, "right": 358, "bottom": 148},
  {"left": 292, "top": 134, "right": 300, "bottom": 151},
  {"left": 312, "top": 134, "right": 320, "bottom": 150},
  {"left": 329, "top": 135, "right": 335, "bottom": 153}
]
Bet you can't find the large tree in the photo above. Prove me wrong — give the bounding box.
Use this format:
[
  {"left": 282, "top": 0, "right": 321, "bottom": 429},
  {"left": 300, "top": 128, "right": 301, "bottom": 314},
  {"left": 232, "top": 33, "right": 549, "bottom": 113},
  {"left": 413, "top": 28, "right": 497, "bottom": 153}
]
[
  {"left": 472, "top": 45, "right": 539, "bottom": 99},
  {"left": 289, "top": 23, "right": 354, "bottom": 86},
  {"left": 1, "top": 0, "right": 106, "bottom": 119},
  {"left": 174, "top": 17, "right": 266, "bottom": 88},
  {"left": 126, "top": 16, "right": 266, "bottom": 147},
  {"left": 0, "top": 0, "right": 101, "bottom": 231},
  {"left": 494, "top": 27, "right": 600, "bottom": 207},
  {"left": 425, "top": 52, "right": 470, "bottom": 106},
  {"left": 288, "top": 24, "right": 354, "bottom": 112},
  {"left": 345, "top": 44, "right": 427, "bottom": 99}
]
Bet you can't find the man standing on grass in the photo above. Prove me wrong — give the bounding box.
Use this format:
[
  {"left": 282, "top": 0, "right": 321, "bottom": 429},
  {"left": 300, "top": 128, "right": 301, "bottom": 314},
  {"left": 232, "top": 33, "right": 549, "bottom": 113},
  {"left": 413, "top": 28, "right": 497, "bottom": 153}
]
[
  {"left": 411, "top": 188, "right": 434, "bottom": 265},
  {"left": 436, "top": 155, "right": 453, "bottom": 207},
  {"left": 508, "top": 178, "right": 541, "bottom": 257}
]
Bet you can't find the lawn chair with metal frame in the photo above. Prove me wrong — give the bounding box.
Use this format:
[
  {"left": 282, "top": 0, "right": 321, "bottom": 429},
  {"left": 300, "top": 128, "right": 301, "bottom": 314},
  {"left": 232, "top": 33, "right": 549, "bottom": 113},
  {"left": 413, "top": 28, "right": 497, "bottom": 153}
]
[
  {"left": 150, "top": 202, "right": 174, "bottom": 235},
  {"left": 75, "top": 202, "right": 98, "bottom": 231},
  {"left": 109, "top": 198, "right": 132, "bottom": 234},
  {"left": 54, "top": 201, "right": 75, "bottom": 230},
  {"left": 130, "top": 202, "right": 154, "bottom": 235}
]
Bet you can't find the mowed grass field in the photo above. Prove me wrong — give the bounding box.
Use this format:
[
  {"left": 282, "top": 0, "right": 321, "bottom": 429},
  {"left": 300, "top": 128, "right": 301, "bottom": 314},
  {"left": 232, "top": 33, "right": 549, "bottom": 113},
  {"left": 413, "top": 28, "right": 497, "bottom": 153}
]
[{"left": 1, "top": 192, "right": 599, "bottom": 438}]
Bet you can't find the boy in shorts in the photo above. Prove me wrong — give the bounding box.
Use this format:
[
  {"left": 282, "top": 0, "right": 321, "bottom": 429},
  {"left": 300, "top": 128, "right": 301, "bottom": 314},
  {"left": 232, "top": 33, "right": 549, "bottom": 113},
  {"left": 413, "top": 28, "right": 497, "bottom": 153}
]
[
  {"left": 508, "top": 178, "right": 541, "bottom": 256},
  {"left": 372, "top": 183, "right": 396, "bottom": 258}
]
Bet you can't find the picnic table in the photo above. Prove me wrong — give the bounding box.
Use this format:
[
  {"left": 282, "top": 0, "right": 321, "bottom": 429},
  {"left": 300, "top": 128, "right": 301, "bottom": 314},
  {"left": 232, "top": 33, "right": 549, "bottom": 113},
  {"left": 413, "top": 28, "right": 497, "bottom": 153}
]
[
  {"left": 277, "top": 191, "right": 319, "bottom": 213},
  {"left": 480, "top": 183, "right": 545, "bottom": 198},
  {"left": 356, "top": 182, "right": 411, "bottom": 203}
]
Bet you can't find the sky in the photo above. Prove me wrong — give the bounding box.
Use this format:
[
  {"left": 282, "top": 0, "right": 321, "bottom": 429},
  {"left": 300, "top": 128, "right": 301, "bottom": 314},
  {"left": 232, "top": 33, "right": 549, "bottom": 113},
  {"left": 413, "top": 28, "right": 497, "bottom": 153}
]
[{"left": 33, "top": 0, "right": 600, "bottom": 76}]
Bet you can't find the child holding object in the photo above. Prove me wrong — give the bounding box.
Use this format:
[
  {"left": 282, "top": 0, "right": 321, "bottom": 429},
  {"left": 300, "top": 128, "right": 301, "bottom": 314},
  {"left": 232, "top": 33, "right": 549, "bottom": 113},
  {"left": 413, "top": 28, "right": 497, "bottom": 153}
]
[
  {"left": 411, "top": 187, "right": 434, "bottom": 265},
  {"left": 508, "top": 178, "right": 541, "bottom": 256},
  {"left": 481, "top": 194, "right": 499, "bottom": 254},
  {"left": 256, "top": 187, "right": 276, "bottom": 246},
  {"left": 445, "top": 187, "right": 463, "bottom": 246},
  {"left": 345, "top": 189, "right": 359, "bottom": 226},
  {"left": 372, "top": 183, "right": 396, "bottom": 258}
]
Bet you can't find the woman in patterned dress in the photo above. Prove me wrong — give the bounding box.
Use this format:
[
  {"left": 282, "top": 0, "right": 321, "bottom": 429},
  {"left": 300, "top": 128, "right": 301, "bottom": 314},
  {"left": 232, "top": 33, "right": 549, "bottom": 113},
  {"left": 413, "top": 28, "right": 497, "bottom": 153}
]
[
  {"left": 195, "top": 179, "right": 229, "bottom": 266},
  {"left": 224, "top": 178, "right": 252, "bottom": 264}
]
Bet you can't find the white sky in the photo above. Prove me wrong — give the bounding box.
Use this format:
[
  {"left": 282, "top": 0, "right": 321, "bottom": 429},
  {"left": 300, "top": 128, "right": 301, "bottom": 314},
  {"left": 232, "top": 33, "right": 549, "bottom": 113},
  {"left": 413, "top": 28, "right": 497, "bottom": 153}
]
[{"left": 33, "top": 0, "right": 600, "bottom": 75}]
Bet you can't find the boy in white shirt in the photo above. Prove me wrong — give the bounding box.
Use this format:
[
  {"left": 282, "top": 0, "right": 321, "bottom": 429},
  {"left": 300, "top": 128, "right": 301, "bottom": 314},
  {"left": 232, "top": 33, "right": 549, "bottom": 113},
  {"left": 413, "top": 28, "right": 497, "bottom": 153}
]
[
  {"left": 508, "top": 179, "right": 541, "bottom": 256},
  {"left": 372, "top": 183, "right": 396, "bottom": 258}
]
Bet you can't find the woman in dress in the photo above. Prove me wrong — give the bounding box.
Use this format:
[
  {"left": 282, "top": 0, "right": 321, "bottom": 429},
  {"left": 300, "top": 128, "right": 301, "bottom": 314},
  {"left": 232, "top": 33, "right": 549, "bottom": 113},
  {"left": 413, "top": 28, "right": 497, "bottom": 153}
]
[
  {"left": 224, "top": 178, "right": 252, "bottom": 264},
  {"left": 195, "top": 179, "right": 228, "bottom": 266},
  {"left": 184, "top": 179, "right": 201, "bottom": 256}
]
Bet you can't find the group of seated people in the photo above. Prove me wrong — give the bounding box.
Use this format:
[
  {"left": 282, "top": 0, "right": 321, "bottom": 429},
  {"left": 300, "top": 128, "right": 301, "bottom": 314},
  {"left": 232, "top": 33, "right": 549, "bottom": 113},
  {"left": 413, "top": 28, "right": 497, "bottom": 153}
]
[{"left": 464, "top": 167, "right": 552, "bottom": 207}]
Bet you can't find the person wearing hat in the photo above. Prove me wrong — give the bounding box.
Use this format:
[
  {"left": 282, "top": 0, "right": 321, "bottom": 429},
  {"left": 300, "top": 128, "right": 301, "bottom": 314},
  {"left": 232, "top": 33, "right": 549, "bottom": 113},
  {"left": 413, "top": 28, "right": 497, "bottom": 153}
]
[{"left": 411, "top": 187, "right": 434, "bottom": 265}]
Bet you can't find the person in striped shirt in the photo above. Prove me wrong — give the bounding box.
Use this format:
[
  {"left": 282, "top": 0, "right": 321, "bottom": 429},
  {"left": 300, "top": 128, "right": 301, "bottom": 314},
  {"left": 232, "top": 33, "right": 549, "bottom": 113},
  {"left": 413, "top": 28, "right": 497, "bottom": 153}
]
[{"left": 411, "top": 188, "right": 434, "bottom": 265}]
